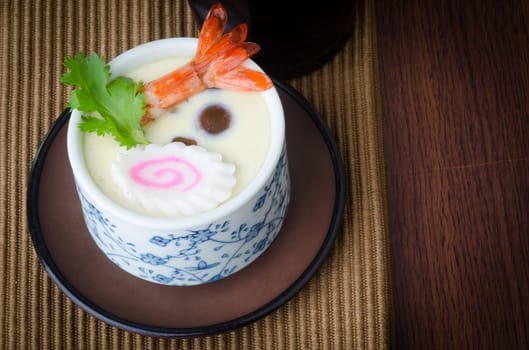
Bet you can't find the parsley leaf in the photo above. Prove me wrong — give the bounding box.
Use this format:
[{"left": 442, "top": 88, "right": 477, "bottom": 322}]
[{"left": 61, "top": 52, "right": 150, "bottom": 149}]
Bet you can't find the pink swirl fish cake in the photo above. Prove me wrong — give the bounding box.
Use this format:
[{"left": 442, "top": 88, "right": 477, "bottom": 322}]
[{"left": 112, "top": 143, "right": 236, "bottom": 217}]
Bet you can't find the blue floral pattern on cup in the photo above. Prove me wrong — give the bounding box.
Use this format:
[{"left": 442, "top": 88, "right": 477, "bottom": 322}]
[{"left": 76, "top": 147, "right": 290, "bottom": 286}]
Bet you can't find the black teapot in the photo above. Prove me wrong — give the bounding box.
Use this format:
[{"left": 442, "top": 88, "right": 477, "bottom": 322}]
[{"left": 188, "top": 0, "right": 355, "bottom": 79}]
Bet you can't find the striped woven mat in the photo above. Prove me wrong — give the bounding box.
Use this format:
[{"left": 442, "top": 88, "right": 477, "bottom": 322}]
[{"left": 0, "top": 0, "right": 392, "bottom": 348}]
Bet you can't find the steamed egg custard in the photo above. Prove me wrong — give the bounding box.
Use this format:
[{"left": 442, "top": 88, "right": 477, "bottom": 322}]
[{"left": 83, "top": 56, "right": 271, "bottom": 217}]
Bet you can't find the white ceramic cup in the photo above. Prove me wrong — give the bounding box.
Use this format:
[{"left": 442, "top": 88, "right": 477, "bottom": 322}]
[{"left": 67, "top": 38, "right": 290, "bottom": 286}]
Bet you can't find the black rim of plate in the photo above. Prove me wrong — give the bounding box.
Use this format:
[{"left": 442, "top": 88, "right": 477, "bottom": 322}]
[{"left": 26, "top": 80, "right": 345, "bottom": 338}]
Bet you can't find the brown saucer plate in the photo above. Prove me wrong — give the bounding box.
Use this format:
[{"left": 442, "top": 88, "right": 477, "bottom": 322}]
[{"left": 27, "top": 81, "right": 345, "bottom": 337}]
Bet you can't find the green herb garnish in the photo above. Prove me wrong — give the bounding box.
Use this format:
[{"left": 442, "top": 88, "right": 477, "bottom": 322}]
[{"left": 61, "top": 52, "right": 150, "bottom": 149}]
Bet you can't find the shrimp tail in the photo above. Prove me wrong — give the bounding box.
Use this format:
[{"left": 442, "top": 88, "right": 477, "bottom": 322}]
[
  {"left": 208, "top": 67, "right": 273, "bottom": 91},
  {"left": 142, "top": 2, "right": 272, "bottom": 122},
  {"left": 203, "top": 42, "right": 272, "bottom": 90},
  {"left": 193, "top": 23, "right": 248, "bottom": 75},
  {"left": 194, "top": 3, "right": 227, "bottom": 59}
]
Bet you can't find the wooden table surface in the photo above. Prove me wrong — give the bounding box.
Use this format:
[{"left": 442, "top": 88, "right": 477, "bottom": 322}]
[{"left": 376, "top": 1, "right": 529, "bottom": 348}]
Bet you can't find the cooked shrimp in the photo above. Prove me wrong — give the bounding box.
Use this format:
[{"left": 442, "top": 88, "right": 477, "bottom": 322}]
[{"left": 142, "top": 2, "right": 272, "bottom": 122}]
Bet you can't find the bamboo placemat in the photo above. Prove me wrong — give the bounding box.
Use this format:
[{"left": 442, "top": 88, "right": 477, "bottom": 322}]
[{"left": 0, "top": 0, "right": 392, "bottom": 348}]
